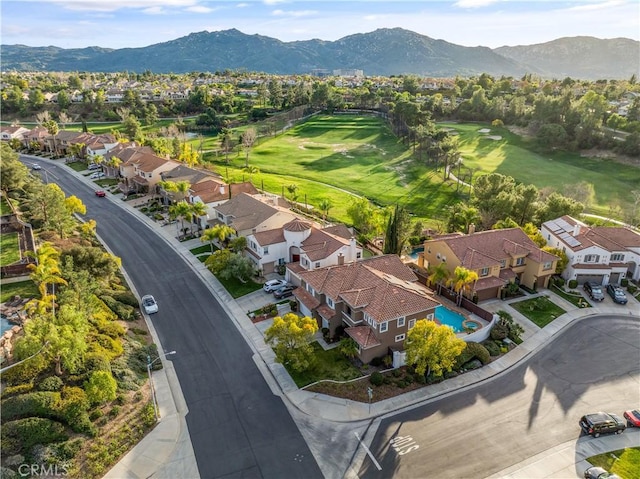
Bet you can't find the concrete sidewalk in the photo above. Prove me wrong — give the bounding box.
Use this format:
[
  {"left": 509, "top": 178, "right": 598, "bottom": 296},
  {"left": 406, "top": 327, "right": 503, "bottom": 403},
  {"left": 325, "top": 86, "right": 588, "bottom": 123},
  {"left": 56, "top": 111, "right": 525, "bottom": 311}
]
[{"left": 29, "top": 155, "right": 640, "bottom": 479}]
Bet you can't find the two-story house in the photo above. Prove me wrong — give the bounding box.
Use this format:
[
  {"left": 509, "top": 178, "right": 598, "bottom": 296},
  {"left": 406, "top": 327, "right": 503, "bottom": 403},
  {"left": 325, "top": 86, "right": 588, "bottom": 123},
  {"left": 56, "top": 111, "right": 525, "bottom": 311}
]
[
  {"left": 294, "top": 254, "right": 441, "bottom": 364},
  {"left": 112, "top": 146, "right": 180, "bottom": 195},
  {"left": 0, "top": 125, "right": 29, "bottom": 142},
  {"left": 245, "top": 218, "right": 362, "bottom": 276},
  {"left": 422, "top": 228, "right": 559, "bottom": 301},
  {"left": 211, "top": 192, "right": 298, "bottom": 237},
  {"left": 189, "top": 180, "right": 259, "bottom": 230},
  {"left": 541, "top": 215, "right": 640, "bottom": 285}
]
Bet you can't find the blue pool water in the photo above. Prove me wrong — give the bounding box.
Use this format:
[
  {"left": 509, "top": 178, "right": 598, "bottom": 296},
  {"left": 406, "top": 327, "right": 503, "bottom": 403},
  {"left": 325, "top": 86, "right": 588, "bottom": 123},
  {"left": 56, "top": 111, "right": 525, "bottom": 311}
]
[
  {"left": 434, "top": 305, "right": 469, "bottom": 333},
  {"left": 1, "top": 314, "right": 12, "bottom": 335},
  {"left": 409, "top": 247, "right": 424, "bottom": 260}
]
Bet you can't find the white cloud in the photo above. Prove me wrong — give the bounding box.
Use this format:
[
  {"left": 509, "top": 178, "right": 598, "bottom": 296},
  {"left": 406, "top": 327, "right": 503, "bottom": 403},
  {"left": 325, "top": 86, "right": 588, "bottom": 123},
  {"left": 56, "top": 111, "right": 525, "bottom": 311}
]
[
  {"left": 236, "top": 3, "right": 250, "bottom": 8},
  {"left": 185, "top": 5, "right": 214, "bottom": 13},
  {"left": 566, "top": 0, "right": 627, "bottom": 12},
  {"left": 263, "top": 0, "right": 287, "bottom": 5},
  {"left": 44, "top": 0, "right": 199, "bottom": 12},
  {"left": 271, "top": 9, "right": 318, "bottom": 18},
  {"left": 453, "top": 0, "right": 501, "bottom": 8},
  {"left": 142, "top": 6, "right": 168, "bottom": 15}
]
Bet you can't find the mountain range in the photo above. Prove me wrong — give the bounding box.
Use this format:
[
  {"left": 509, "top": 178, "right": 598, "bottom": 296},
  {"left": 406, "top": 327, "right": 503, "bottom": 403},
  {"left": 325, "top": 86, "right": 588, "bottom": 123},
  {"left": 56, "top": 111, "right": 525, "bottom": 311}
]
[{"left": 1, "top": 28, "right": 638, "bottom": 80}]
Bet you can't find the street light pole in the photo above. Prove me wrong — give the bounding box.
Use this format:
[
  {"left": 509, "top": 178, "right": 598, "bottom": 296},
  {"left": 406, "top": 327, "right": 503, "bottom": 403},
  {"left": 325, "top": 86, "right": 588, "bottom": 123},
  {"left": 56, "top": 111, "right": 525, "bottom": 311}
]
[{"left": 146, "top": 350, "right": 176, "bottom": 422}]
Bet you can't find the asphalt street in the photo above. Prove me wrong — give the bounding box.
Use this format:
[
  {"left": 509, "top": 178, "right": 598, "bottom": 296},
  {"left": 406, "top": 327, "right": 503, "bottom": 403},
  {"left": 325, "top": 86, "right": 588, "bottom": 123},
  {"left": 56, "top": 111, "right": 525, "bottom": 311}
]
[
  {"left": 358, "top": 316, "right": 640, "bottom": 479},
  {"left": 29, "top": 158, "right": 323, "bottom": 479}
]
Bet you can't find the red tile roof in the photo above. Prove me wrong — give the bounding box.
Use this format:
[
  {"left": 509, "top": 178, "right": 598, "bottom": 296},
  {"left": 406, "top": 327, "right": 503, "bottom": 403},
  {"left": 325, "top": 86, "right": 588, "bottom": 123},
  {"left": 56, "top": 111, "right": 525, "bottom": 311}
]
[{"left": 346, "top": 326, "right": 381, "bottom": 349}]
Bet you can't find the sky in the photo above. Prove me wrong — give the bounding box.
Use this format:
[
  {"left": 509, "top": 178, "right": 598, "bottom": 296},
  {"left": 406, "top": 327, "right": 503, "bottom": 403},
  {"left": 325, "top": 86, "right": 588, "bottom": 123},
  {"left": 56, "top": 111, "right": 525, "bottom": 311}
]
[{"left": 1, "top": 0, "right": 638, "bottom": 50}]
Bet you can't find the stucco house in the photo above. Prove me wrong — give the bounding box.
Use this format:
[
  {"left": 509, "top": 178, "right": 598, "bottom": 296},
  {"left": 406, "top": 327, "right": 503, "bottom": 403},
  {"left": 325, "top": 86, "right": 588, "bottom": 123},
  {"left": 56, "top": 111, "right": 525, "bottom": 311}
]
[
  {"left": 211, "top": 192, "right": 298, "bottom": 238},
  {"left": 111, "top": 146, "right": 180, "bottom": 194},
  {"left": 421, "top": 228, "right": 559, "bottom": 301},
  {"left": 541, "top": 215, "right": 640, "bottom": 285},
  {"left": 0, "top": 125, "right": 29, "bottom": 142},
  {"left": 189, "top": 180, "right": 259, "bottom": 230},
  {"left": 245, "top": 218, "right": 362, "bottom": 276},
  {"left": 293, "top": 254, "right": 441, "bottom": 364}
]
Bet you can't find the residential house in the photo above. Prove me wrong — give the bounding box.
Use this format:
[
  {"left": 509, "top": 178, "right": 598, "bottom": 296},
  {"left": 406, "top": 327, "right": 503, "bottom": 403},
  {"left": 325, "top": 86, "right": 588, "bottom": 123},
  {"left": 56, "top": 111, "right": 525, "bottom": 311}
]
[
  {"left": 189, "top": 180, "right": 259, "bottom": 230},
  {"left": 0, "top": 125, "right": 29, "bottom": 142},
  {"left": 159, "top": 164, "right": 222, "bottom": 204},
  {"left": 111, "top": 146, "right": 180, "bottom": 194},
  {"left": 422, "top": 228, "right": 559, "bottom": 301},
  {"left": 211, "top": 192, "right": 297, "bottom": 237},
  {"left": 22, "top": 126, "right": 50, "bottom": 151},
  {"left": 245, "top": 218, "right": 362, "bottom": 275},
  {"left": 294, "top": 254, "right": 441, "bottom": 364},
  {"left": 541, "top": 215, "right": 640, "bottom": 285}
]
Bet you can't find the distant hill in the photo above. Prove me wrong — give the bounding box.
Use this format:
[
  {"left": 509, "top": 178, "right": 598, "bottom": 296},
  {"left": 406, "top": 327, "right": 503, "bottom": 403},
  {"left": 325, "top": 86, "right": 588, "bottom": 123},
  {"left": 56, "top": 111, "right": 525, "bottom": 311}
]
[
  {"left": 1, "top": 28, "right": 637, "bottom": 80},
  {"left": 494, "top": 36, "right": 639, "bottom": 80}
]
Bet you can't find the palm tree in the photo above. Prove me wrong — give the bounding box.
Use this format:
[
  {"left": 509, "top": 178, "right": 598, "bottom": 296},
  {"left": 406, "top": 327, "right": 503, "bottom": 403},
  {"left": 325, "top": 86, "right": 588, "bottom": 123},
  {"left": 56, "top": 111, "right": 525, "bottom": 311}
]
[
  {"left": 243, "top": 165, "right": 260, "bottom": 184},
  {"left": 446, "top": 266, "right": 479, "bottom": 306},
  {"left": 201, "top": 224, "right": 235, "bottom": 253},
  {"left": 286, "top": 184, "right": 299, "bottom": 203},
  {"left": 318, "top": 198, "right": 333, "bottom": 221},
  {"left": 168, "top": 200, "right": 191, "bottom": 238},
  {"left": 189, "top": 201, "right": 207, "bottom": 235},
  {"left": 427, "top": 262, "right": 450, "bottom": 295},
  {"left": 26, "top": 242, "right": 67, "bottom": 315}
]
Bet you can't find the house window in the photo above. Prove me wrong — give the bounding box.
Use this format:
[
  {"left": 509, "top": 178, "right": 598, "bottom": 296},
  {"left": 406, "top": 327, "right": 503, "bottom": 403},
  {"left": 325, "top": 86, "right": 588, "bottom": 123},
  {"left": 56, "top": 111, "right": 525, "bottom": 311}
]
[
  {"left": 315, "top": 262, "right": 320, "bottom": 268},
  {"left": 263, "top": 246, "right": 269, "bottom": 254},
  {"left": 584, "top": 254, "right": 600, "bottom": 263},
  {"left": 611, "top": 253, "right": 624, "bottom": 262},
  {"left": 380, "top": 322, "right": 388, "bottom": 333},
  {"left": 480, "top": 267, "right": 489, "bottom": 277},
  {"left": 543, "top": 261, "right": 552, "bottom": 270},
  {"left": 327, "top": 297, "right": 335, "bottom": 309},
  {"left": 345, "top": 305, "right": 352, "bottom": 317},
  {"left": 397, "top": 317, "right": 405, "bottom": 327},
  {"left": 500, "top": 260, "right": 506, "bottom": 268},
  {"left": 356, "top": 252, "right": 362, "bottom": 259},
  {"left": 395, "top": 334, "right": 406, "bottom": 342},
  {"left": 426, "top": 313, "right": 434, "bottom": 320},
  {"left": 306, "top": 284, "right": 315, "bottom": 296},
  {"left": 408, "top": 318, "right": 416, "bottom": 329},
  {"left": 515, "top": 257, "right": 525, "bottom": 266}
]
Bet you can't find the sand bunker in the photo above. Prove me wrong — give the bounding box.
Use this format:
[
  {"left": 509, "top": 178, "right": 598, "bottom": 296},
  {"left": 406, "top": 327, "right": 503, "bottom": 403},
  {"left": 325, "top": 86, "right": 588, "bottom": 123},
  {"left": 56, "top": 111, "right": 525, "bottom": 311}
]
[{"left": 478, "top": 128, "right": 491, "bottom": 133}]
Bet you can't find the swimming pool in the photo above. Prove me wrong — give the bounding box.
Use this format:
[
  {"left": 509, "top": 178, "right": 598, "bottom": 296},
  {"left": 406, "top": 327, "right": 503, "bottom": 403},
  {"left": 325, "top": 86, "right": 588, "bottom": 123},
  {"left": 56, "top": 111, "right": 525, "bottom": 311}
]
[
  {"left": 1, "top": 314, "right": 12, "bottom": 335},
  {"left": 434, "top": 305, "right": 469, "bottom": 333}
]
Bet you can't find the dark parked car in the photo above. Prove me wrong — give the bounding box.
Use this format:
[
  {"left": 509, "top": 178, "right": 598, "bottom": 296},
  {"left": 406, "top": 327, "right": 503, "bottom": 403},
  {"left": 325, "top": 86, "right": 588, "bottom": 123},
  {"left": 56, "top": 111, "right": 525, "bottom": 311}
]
[
  {"left": 623, "top": 409, "right": 640, "bottom": 427},
  {"left": 273, "top": 284, "right": 296, "bottom": 299},
  {"left": 583, "top": 282, "right": 605, "bottom": 301},
  {"left": 579, "top": 412, "right": 626, "bottom": 437},
  {"left": 606, "top": 284, "right": 628, "bottom": 304},
  {"left": 584, "top": 466, "right": 621, "bottom": 479}
]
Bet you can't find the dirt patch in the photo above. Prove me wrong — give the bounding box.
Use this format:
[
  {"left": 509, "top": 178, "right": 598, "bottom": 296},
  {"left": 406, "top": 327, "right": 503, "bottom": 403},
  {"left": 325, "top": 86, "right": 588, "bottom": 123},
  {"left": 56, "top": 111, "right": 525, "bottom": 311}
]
[{"left": 580, "top": 148, "right": 640, "bottom": 167}]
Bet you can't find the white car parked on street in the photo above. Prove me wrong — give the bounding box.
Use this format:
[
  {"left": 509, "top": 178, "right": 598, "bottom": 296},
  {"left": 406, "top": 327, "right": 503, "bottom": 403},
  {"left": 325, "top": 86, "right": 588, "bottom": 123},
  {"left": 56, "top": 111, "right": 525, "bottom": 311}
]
[{"left": 141, "top": 295, "right": 158, "bottom": 314}]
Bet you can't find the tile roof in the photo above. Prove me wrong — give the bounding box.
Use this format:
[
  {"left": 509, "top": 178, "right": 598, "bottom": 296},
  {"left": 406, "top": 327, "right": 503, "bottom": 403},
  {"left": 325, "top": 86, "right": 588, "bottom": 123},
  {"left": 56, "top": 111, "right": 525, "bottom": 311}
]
[
  {"left": 544, "top": 215, "right": 640, "bottom": 252},
  {"left": 346, "top": 326, "right": 381, "bottom": 349},
  {"left": 426, "top": 227, "right": 558, "bottom": 267},
  {"left": 322, "top": 224, "right": 355, "bottom": 240},
  {"left": 253, "top": 228, "right": 285, "bottom": 246},
  {"left": 316, "top": 304, "right": 335, "bottom": 319},
  {"left": 301, "top": 228, "right": 351, "bottom": 262},
  {"left": 293, "top": 287, "right": 320, "bottom": 310},
  {"left": 214, "top": 193, "right": 282, "bottom": 231},
  {"left": 299, "top": 254, "right": 439, "bottom": 323},
  {"left": 474, "top": 275, "right": 507, "bottom": 291},
  {"left": 284, "top": 218, "right": 312, "bottom": 232}
]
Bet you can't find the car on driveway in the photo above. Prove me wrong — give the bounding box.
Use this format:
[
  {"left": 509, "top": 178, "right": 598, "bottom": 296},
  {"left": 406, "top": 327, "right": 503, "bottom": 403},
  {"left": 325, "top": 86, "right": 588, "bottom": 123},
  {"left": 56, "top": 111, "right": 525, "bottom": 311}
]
[
  {"left": 88, "top": 163, "right": 101, "bottom": 170},
  {"left": 273, "top": 284, "right": 296, "bottom": 299},
  {"left": 606, "top": 284, "right": 628, "bottom": 304},
  {"left": 263, "top": 279, "right": 287, "bottom": 292},
  {"left": 31, "top": 163, "right": 42, "bottom": 170},
  {"left": 623, "top": 409, "right": 640, "bottom": 427},
  {"left": 579, "top": 412, "right": 626, "bottom": 437},
  {"left": 141, "top": 295, "right": 158, "bottom": 314},
  {"left": 584, "top": 466, "right": 621, "bottom": 479},
  {"left": 90, "top": 172, "right": 105, "bottom": 179},
  {"left": 583, "top": 282, "right": 605, "bottom": 301},
  {"left": 95, "top": 190, "right": 106, "bottom": 197}
]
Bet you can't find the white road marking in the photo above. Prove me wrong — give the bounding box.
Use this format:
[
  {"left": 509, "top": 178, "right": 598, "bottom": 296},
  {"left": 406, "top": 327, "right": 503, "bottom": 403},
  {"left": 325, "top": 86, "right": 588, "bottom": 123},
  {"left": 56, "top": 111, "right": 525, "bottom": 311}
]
[{"left": 354, "top": 432, "right": 382, "bottom": 471}]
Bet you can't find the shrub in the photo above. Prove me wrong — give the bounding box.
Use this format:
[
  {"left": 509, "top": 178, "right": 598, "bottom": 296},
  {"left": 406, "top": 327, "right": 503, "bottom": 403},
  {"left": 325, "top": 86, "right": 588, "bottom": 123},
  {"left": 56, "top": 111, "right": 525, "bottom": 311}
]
[
  {"left": 111, "top": 290, "right": 138, "bottom": 307},
  {"left": 1, "top": 353, "right": 48, "bottom": 386},
  {"left": 415, "top": 374, "right": 427, "bottom": 384},
  {"left": 100, "top": 295, "right": 136, "bottom": 321},
  {"left": 129, "top": 327, "right": 148, "bottom": 336},
  {"left": 392, "top": 369, "right": 402, "bottom": 378},
  {"left": 369, "top": 371, "right": 384, "bottom": 386},
  {"left": 115, "top": 394, "right": 127, "bottom": 405},
  {"left": 621, "top": 278, "right": 629, "bottom": 287},
  {"left": 91, "top": 333, "right": 124, "bottom": 360},
  {"left": 1, "top": 418, "right": 68, "bottom": 454},
  {"left": 97, "top": 320, "right": 126, "bottom": 339},
  {"left": 466, "top": 342, "right": 491, "bottom": 365},
  {"left": 568, "top": 279, "right": 578, "bottom": 289},
  {"left": 2, "top": 383, "right": 34, "bottom": 398},
  {"left": 52, "top": 438, "right": 82, "bottom": 461},
  {"left": 628, "top": 283, "right": 638, "bottom": 294},
  {"left": 1, "top": 391, "right": 61, "bottom": 422},
  {"left": 482, "top": 340, "right": 501, "bottom": 357},
  {"left": 462, "top": 359, "right": 483, "bottom": 370},
  {"left": 84, "top": 352, "right": 111, "bottom": 373},
  {"left": 89, "top": 409, "right": 104, "bottom": 421},
  {"left": 39, "top": 376, "right": 64, "bottom": 392},
  {"left": 84, "top": 371, "right": 118, "bottom": 406},
  {"left": 108, "top": 405, "right": 121, "bottom": 418},
  {"left": 140, "top": 402, "right": 157, "bottom": 428},
  {"left": 490, "top": 322, "right": 508, "bottom": 340}
]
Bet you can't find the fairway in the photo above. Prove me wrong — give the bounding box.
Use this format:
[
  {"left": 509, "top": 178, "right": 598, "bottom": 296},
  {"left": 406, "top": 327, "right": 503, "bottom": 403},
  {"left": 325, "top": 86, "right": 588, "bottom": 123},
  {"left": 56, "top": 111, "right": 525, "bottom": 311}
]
[
  {"left": 441, "top": 122, "right": 640, "bottom": 217},
  {"left": 211, "top": 114, "right": 461, "bottom": 224}
]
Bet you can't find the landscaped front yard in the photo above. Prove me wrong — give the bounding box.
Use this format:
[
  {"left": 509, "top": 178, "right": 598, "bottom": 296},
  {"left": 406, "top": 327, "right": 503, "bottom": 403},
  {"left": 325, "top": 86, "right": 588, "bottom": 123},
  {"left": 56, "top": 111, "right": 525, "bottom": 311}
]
[
  {"left": 586, "top": 447, "right": 640, "bottom": 479},
  {"left": 288, "top": 342, "right": 363, "bottom": 388},
  {"left": 510, "top": 296, "right": 566, "bottom": 327}
]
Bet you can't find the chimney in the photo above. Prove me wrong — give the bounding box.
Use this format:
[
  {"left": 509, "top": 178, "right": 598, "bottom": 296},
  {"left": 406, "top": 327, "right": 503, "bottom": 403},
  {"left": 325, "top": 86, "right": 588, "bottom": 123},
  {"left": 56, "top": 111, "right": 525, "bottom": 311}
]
[
  {"left": 338, "top": 253, "right": 345, "bottom": 265},
  {"left": 468, "top": 223, "right": 476, "bottom": 235},
  {"left": 573, "top": 223, "right": 581, "bottom": 236}
]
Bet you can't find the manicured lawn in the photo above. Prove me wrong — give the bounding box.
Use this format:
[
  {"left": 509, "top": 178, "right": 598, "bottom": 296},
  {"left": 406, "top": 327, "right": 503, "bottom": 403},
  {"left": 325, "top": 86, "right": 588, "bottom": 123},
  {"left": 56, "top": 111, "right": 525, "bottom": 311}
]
[
  {"left": 510, "top": 296, "right": 566, "bottom": 327},
  {"left": 189, "top": 244, "right": 218, "bottom": 255},
  {"left": 215, "top": 275, "right": 262, "bottom": 298},
  {"left": 0, "top": 280, "right": 39, "bottom": 303},
  {"left": 442, "top": 122, "right": 640, "bottom": 217},
  {"left": 586, "top": 447, "right": 640, "bottom": 479},
  {"left": 208, "top": 114, "right": 460, "bottom": 225},
  {"left": 550, "top": 285, "right": 592, "bottom": 308},
  {"left": 0, "top": 232, "right": 21, "bottom": 266},
  {"left": 287, "top": 341, "right": 363, "bottom": 388}
]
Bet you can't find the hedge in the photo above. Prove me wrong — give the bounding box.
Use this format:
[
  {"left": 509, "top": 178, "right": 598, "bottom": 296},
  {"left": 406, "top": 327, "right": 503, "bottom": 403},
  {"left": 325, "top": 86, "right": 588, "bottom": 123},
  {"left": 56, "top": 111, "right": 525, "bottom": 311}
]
[
  {"left": 1, "top": 391, "right": 61, "bottom": 422},
  {"left": 454, "top": 342, "right": 491, "bottom": 369}
]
